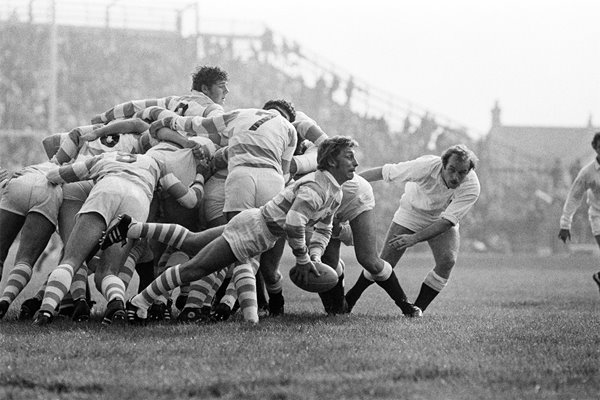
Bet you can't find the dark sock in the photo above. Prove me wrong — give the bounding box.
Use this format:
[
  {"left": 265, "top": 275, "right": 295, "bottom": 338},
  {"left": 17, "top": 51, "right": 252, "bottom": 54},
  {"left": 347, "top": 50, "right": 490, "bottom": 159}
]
[
  {"left": 267, "top": 291, "right": 285, "bottom": 315},
  {"left": 414, "top": 283, "right": 439, "bottom": 312},
  {"left": 345, "top": 272, "right": 375, "bottom": 311},
  {"left": 212, "top": 276, "right": 231, "bottom": 306},
  {"left": 319, "top": 274, "right": 347, "bottom": 314},
  {"left": 374, "top": 271, "right": 408, "bottom": 305},
  {"left": 255, "top": 271, "right": 268, "bottom": 309},
  {"left": 135, "top": 261, "right": 155, "bottom": 292}
]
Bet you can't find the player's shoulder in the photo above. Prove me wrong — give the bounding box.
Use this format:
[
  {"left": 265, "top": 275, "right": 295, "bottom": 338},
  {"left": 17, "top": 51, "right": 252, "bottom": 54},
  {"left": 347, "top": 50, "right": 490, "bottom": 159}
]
[{"left": 342, "top": 174, "right": 372, "bottom": 195}]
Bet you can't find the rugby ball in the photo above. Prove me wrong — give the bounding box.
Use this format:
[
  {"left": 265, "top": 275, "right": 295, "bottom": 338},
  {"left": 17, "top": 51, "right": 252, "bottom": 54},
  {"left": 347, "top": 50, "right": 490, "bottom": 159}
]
[{"left": 289, "top": 261, "right": 339, "bottom": 293}]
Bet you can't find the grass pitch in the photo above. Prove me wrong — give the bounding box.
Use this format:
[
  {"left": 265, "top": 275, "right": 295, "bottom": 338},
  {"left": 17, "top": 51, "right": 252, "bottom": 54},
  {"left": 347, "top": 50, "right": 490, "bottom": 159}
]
[{"left": 0, "top": 249, "right": 599, "bottom": 400}]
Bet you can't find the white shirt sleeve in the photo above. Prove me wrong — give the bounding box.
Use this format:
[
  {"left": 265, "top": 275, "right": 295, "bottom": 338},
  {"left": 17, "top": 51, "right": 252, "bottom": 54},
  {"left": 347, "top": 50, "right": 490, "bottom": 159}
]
[{"left": 440, "top": 172, "right": 481, "bottom": 225}]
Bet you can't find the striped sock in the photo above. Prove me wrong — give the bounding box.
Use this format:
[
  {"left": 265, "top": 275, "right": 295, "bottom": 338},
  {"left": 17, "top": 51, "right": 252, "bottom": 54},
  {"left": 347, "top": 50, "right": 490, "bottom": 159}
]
[
  {"left": 233, "top": 263, "right": 258, "bottom": 323},
  {"left": 119, "top": 240, "right": 146, "bottom": 288},
  {"left": 185, "top": 273, "right": 219, "bottom": 309},
  {"left": 101, "top": 275, "right": 126, "bottom": 303},
  {"left": 205, "top": 268, "right": 227, "bottom": 306},
  {"left": 133, "top": 223, "right": 190, "bottom": 249},
  {"left": 0, "top": 262, "right": 33, "bottom": 304},
  {"left": 70, "top": 265, "right": 89, "bottom": 301},
  {"left": 119, "top": 254, "right": 137, "bottom": 288},
  {"left": 220, "top": 276, "right": 238, "bottom": 309},
  {"left": 40, "top": 264, "right": 74, "bottom": 314},
  {"left": 135, "top": 264, "right": 184, "bottom": 311}
]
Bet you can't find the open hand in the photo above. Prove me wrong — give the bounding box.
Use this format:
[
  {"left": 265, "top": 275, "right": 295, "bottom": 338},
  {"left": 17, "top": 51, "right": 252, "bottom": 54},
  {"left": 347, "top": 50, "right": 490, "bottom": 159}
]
[
  {"left": 289, "top": 260, "right": 320, "bottom": 286},
  {"left": 388, "top": 233, "right": 417, "bottom": 251}
]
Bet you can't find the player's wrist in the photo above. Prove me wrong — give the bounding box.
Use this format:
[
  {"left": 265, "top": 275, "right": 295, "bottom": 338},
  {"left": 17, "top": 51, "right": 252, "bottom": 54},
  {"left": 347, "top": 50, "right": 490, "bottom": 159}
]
[{"left": 295, "top": 254, "right": 310, "bottom": 265}]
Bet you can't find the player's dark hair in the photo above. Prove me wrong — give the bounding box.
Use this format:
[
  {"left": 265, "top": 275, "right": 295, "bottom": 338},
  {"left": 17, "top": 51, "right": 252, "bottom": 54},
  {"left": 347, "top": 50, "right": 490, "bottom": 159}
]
[
  {"left": 317, "top": 136, "right": 358, "bottom": 171},
  {"left": 191, "top": 65, "right": 228, "bottom": 91},
  {"left": 591, "top": 132, "right": 600, "bottom": 148},
  {"left": 441, "top": 144, "right": 478, "bottom": 170},
  {"left": 263, "top": 99, "right": 296, "bottom": 123}
]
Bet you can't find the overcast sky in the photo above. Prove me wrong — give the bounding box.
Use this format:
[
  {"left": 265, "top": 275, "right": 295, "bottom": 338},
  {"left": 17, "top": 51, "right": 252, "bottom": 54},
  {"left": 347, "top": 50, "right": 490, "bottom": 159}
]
[{"left": 196, "top": 0, "right": 600, "bottom": 136}]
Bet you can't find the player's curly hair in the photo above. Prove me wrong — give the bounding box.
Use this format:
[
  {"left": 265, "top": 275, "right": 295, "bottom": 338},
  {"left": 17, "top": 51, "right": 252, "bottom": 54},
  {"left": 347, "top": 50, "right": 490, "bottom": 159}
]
[
  {"left": 591, "top": 131, "right": 600, "bottom": 148},
  {"left": 317, "top": 136, "right": 358, "bottom": 171},
  {"left": 441, "top": 144, "right": 479, "bottom": 170},
  {"left": 263, "top": 99, "right": 296, "bottom": 123},
  {"left": 191, "top": 66, "right": 229, "bottom": 91}
]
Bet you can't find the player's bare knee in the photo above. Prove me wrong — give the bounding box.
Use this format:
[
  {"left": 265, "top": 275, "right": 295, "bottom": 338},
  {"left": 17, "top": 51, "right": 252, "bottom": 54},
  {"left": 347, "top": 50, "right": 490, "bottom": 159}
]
[
  {"left": 433, "top": 258, "right": 455, "bottom": 278},
  {"left": 261, "top": 268, "right": 282, "bottom": 286},
  {"left": 355, "top": 248, "right": 380, "bottom": 272}
]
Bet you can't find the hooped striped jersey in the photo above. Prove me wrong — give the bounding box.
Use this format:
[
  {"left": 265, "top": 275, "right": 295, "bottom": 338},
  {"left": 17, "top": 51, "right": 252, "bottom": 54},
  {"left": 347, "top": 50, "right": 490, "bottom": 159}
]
[
  {"left": 152, "top": 108, "right": 297, "bottom": 179},
  {"left": 90, "top": 90, "right": 224, "bottom": 125},
  {"left": 260, "top": 169, "right": 343, "bottom": 263},
  {"left": 46, "top": 151, "right": 200, "bottom": 208},
  {"left": 42, "top": 124, "right": 149, "bottom": 166},
  {"left": 291, "top": 111, "right": 329, "bottom": 175}
]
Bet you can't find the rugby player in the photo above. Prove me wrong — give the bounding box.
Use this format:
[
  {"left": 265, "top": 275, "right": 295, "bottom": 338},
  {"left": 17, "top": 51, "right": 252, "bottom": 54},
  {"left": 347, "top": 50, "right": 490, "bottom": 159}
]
[
  {"left": 558, "top": 131, "right": 600, "bottom": 293},
  {"left": 100, "top": 136, "right": 358, "bottom": 324},
  {"left": 345, "top": 144, "right": 480, "bottom": 314}
]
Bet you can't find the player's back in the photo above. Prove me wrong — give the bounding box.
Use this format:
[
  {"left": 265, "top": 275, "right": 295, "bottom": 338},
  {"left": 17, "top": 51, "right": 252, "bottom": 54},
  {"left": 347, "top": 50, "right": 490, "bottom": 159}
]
[{"left": 226, "top": 109, "right": 296, "bottom": 174}]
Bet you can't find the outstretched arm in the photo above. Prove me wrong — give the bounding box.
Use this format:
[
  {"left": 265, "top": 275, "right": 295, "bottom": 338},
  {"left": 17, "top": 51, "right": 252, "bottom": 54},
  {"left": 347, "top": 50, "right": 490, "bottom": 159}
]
[
  {"left": 149, "top": 110, "right": 240, "bottom": 146},
  {"left": 359, "top": 166, "right": 384, "bottom": 182},
  {"left": 91, "top": 97, "right": 175, "bottom": 124},
  {"left": 80, "top": 119, "right": 149, "bottom": 141}
]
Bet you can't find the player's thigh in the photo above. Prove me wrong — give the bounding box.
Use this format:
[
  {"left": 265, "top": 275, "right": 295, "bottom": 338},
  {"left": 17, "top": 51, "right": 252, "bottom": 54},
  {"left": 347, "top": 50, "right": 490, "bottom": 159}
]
[
  {"left": 259, "top": 237, "right": 286, "bottom": 284},
  {"left": 14, "top": 211, "right": 56, "bottom": 266},
  {"left": 59, "top": 182, "right": 93, "bottom": 242},
  {"left": 203, "top": 174, "right": 226, "bottom": 226},
  {"left": 379, "top": 221, "right": 414, "bottom": 267},
  {"left": 182, "top": 236, "right": 238, "bottom": 282},
  {"left": 62, "top": 212, "right": 106, "bottom": 268},
  {"left": 322, "top": 238, "right": 341, "bottom": 270},
  {"left": 428, "top": 225, "right": 459, "bottom": 277},
  {"left": 0, "top": 209, "right": 25, "bottom": 260},
  {"left": 350, "top": 210, "right": 379, "bottom": 265},
  {"left": 58, "top": 199, "right": 84, "bottom": 243}
]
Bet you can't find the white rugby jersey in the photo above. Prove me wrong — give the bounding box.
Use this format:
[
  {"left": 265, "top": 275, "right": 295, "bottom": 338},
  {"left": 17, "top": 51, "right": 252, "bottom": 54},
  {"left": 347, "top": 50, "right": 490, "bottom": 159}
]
[
  {"left": 90, "top": 90, "right": 224, "bottom": 124},
  {"left": 260, "top": 169, "right": 342, "bottom": 263},
  {"left": 382, "top": 155, "right": 480, "bottom": 226},
  {"left": 560, "top": 158, "right": 600, "bottom": 229},
  {"left": 335, "top": 174, "right": 376, "bottom": 224}
]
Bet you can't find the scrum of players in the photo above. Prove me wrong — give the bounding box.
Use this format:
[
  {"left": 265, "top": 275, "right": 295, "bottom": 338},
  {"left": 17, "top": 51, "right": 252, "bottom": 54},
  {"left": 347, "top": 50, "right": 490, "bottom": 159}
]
[{"left": 0, "top": 65, "right": 481, "bottom": 326}]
